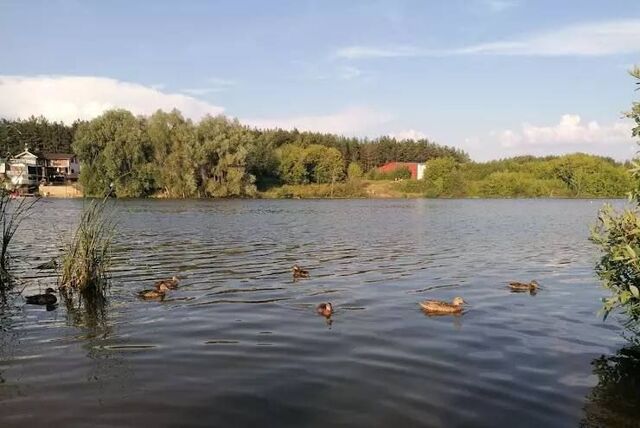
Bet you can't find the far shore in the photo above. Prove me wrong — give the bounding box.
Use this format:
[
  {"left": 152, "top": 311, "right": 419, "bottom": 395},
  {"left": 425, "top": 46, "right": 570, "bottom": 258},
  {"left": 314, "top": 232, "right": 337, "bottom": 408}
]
[{"left": 35, "top": 180, "right": 627, "bottom": 200}]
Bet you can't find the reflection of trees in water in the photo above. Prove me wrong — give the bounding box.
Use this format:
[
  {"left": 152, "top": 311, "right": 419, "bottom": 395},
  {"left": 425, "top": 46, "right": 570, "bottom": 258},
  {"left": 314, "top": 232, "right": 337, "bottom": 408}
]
[{"left": 581, "top": 343, "right": 640, "bottom": 428}]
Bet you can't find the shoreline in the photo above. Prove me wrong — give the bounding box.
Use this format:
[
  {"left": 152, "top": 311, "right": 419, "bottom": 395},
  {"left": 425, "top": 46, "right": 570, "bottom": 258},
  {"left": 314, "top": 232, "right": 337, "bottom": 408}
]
[{"left": 48, "top": 180, "right": 628, "bottom": 200}]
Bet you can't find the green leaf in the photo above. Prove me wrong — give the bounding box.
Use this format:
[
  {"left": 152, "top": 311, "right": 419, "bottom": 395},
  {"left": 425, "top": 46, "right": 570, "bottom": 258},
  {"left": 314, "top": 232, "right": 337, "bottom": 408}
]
[{"left": 631, "top": 285, "right": 640, "bottom": 298}]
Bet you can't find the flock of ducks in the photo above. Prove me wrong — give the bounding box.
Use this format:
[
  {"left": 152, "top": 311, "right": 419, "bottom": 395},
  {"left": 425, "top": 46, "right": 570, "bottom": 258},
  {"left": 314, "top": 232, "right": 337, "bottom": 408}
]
[
  {"left": 23, "top": 265, "right": 540, "bottom": 318},
  {"left": 417, "top": 281, "right": 541, "bottom": 314},
  {"left": 298, "top": 265, "right": 540, "bottom": 317}
]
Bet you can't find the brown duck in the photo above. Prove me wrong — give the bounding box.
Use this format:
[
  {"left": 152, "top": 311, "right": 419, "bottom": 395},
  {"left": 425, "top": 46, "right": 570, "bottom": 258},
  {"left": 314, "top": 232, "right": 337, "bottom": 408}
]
[
  {"left": 25, "top": 288, "right": 57, "bottom": 305},
  {"left": 292, "top": 265, "right": 310, "bottom": 280},
  {"left": 419, "top": 297, "right": 467, "bottom": 314},
  {"left": 155, "top": 276, "right": 179, "bottom": 290},
  {"left": 316, "top": 302, "right": 333, "bottom": 318},
  {"left": 508, "top": 280, "right": 540, "bottom": 292},
  {"left": 138, "top": 283, "right": 171, "bottom": 300}
]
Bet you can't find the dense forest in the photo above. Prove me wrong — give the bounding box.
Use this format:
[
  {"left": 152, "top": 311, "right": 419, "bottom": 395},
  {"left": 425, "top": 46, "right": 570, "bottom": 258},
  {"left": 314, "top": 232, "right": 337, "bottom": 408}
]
[
  {"left": 0, "top": 116, "right": 81, "bottom": 155},
  {"left": 0, "top": 110, "right": 633, "bottom": 198}
]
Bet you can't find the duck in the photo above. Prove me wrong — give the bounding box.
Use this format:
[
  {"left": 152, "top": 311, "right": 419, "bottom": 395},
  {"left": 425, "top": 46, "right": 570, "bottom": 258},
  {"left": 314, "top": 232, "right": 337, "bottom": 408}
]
[
  {"left": 419, "top": 297, "right": 467, "bottom": 314},
  {"left": 154, "top": 276, "right": 179, "bottom": 290},
  {"left": 138, "top": 283, "right": 171, "bottom": 300},
  {"left": 316, "top": 302, "right": 333, "bottom": 318},
  {"left": 292, "top": 264, "right": 310, "bottom": 280},
  {"left": 508, "top": 280, "right": 540, "bottom": 292},
  {"left": 25, "top": 288, "right": 57, "bottom": 305},
  {"left": 35, "top": 259, "right": 58, "bottom": 270}
]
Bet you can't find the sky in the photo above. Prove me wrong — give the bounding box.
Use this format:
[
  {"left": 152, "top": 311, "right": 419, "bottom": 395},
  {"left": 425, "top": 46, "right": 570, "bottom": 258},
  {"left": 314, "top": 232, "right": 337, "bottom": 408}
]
[{"left": 1, "top": 0, "right": 639, "bottom": 161}]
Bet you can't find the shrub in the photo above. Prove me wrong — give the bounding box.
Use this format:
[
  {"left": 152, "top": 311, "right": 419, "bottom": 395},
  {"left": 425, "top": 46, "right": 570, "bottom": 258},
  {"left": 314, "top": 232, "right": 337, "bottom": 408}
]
[
  {"left": 591, "top": 205, "right": 640, "bottom": 321},
  {"left": 347, "top": 162, "right": 364, "bottom": 180},
  {"left": 591, "top": 66, "right": 640, "bottom": 322}
]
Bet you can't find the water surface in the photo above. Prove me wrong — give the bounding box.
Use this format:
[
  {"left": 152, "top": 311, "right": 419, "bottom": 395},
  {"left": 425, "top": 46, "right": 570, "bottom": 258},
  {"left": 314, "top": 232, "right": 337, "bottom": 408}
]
[{"left": 0, "top": 199, "right": 637, "bottom": 427}]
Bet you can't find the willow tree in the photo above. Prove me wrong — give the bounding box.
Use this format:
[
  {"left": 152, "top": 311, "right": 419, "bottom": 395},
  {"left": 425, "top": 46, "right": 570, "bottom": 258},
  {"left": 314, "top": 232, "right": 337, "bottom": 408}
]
[
  {"left": 73, "top": 109, "right": 153, "bottom": 197},
  {"left": 147, "top": 109, "right": 198, "bottom": 198},
  {"left": 196, "top": 115, "right": 256, "bottom": 197}
]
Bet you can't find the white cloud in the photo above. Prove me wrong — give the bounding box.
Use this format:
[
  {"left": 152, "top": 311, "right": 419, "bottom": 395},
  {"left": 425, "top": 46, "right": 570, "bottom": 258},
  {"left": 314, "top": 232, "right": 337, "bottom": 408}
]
[
  {"left": 336, "top": 19, "right": 640, "bottom": 58},
  {"left": 245, "top": 106, "right": 392, "bottom": 135},
  {"left": 0, "top": 75, "right": 225, "bottom": 124},
  {"left": 390, "top": 129, "right": 428, "bottom": 141},
  {"left": 463, "top": 20, "right": 640, "bottom": 56},
  {"left": 0, "top": 75, "right": 391, "bottom": 138},
  {"left": 291, "top": 60, "right": 367, "bottom": 81},
  {"left": 498, "top": 114, "right": 633, "bottom": 147},
  {"left": 481, "top": 0, "right": 518, "bottom": 13},
  {"left": 487, "top": 114, "right": 636, "bottom": 159}
]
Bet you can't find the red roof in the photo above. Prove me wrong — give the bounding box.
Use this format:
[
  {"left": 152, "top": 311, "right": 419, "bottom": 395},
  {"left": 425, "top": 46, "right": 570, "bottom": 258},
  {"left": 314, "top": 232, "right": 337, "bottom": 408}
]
[{"left": 377, "top": 162, "right": 419, "bottom": 179}]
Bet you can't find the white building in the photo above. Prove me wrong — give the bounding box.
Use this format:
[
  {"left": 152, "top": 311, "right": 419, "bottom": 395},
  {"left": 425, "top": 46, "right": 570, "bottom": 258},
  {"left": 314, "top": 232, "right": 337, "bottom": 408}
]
[
  {"left": 3, "top": 146, "right": 40, "bottom": 187},
  {"left": 0, "top": 146, "right": 80, "bottom": 189}
]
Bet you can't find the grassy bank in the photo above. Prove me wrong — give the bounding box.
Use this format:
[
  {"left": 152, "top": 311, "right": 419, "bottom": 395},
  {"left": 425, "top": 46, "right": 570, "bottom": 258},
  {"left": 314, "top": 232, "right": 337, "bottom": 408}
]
[{"left": 259, "top": 178, "right": 629, "bottom": 199}]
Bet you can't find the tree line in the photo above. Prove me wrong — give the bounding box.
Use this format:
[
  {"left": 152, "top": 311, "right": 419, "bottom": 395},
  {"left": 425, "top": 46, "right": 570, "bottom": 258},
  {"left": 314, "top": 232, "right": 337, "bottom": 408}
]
[
  {"left": 0, "top": 116, "right": 80, "bottom": 155},
  {"left": 0, "top": 109, "right": 632, "bottom": 199},
  {"left": 1, "top": 109, "right": 467, "bottom": 197},
  {"left": 395, "top": 154, "right": 632, "bottom": 198}
]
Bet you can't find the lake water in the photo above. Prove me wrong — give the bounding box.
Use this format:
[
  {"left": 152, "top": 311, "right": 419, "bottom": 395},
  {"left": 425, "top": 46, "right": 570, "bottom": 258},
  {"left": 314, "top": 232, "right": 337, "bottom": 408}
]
[{"left": 1, "top": 199, "right": 639, "bottom": 427}]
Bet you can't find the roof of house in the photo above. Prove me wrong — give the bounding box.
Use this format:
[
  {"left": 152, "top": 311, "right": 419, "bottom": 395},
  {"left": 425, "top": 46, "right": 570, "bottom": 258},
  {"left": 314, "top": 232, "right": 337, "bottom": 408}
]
[
  {"left": 14, "top": 149, "right": 38, "bottom": 159},
  {"left": 378, "top": 161, "right": 424, "bottom": 167},
  {"left": 41, "top": 153, "right": 75, "bottom": 160}
]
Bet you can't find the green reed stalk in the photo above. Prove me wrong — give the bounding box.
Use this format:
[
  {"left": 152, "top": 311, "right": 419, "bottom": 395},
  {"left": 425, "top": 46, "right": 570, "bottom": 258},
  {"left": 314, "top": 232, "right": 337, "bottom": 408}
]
[
  {"left": 0, "top": 190, "right": 38, "bottom": 301},
  {"left": 59, "top": 197, "right": 114, "bottom": 294}
]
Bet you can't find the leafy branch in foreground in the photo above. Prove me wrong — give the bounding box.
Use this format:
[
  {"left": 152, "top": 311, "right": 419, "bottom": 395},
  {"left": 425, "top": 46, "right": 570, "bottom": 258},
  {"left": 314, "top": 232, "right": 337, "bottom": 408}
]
[
  {"left": 59, "top": 197, "right": 114, "bottom": 295},
  {"left": 591, "top": 205, "right": 640, "bottom": 321},
  {"left": 591, "top": 66, "right": 640, "bottom": 322}
]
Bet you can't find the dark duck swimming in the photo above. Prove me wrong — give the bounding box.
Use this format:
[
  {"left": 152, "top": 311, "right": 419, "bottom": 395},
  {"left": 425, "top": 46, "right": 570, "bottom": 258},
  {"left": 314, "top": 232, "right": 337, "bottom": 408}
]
[
  {"left": 25, "top": 287, "right": 57, "bottom": 305},
  {"left": 508, "top": 280, "right": 540, "bottom": 293}
]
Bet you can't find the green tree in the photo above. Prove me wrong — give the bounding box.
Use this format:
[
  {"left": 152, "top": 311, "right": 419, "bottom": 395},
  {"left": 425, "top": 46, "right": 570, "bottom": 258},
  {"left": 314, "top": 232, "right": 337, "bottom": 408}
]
[
  {"left": 304, "top": 144, "right": 344, "bottom": 184},
  {"left": 73, "top": 109, "right": 153, "bottom": 197},
  {"left": 196, "top": 115, "right": 256, "bottom": 197},
  {"left": 423, "top": 156, "right": 465, "bottom": 197},
  {"left": 277, "top": 144, "right": 308, "bottom": 184},
  {"left": 347, "top": 162, "right": 364, "bottom": 180},
  {"left": 147, "top": 109, "right": 198, "bottom": 198},
  {"left": 591, "top": 66, "right": 640, "bottom": 321}
]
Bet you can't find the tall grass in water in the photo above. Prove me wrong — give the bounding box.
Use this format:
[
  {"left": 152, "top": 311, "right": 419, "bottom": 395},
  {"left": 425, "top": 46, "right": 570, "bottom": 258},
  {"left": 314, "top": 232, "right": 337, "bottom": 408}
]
[
  {"left": 0, "top": 191, "right": 38, "bottom": 302},
  {"left": 59, "top": 197, "right": 114, "bottom": 296}
]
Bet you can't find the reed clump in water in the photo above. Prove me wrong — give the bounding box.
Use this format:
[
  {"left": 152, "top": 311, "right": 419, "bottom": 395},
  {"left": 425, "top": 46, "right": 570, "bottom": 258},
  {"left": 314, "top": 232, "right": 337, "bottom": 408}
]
[
  {"left": 0, "top": 190, "right": 38, "bottom": 302},
  {"left": 59, "top": 198, "right": 114, "bottom": 295}
]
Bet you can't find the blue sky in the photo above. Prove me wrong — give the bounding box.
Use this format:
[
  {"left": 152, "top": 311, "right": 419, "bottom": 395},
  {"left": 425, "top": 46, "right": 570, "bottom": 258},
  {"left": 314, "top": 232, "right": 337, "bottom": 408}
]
[{"left": 1, "top": 0, "right": 639, "bottom": 160}]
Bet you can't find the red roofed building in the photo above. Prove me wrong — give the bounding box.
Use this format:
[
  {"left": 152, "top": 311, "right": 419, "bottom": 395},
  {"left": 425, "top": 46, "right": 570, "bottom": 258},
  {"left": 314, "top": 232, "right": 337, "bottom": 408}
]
[{"left": 377, "top": 162, "right": 426, "bottom": 179}]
